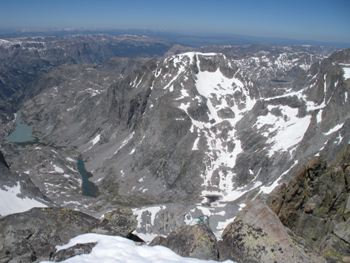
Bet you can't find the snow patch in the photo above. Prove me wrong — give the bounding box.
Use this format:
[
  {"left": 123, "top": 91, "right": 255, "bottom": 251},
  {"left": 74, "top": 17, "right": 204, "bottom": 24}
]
[
  {"left": 256, "top": 105, "right": 311, "bottom": 157},
  {"left": 216, "top": 217, "right": 236, "bottom": 239},
  {"left": 343, "top": 67, "right": 350, "bottom": 80},
  {"left": 130, "top": 148, "right": 136, "bottom": 155},
  {"left": 192, "top": 137, "right": 200, "bottom": 150},
  {"left": 133, "top": 232, "right": 160, "bottom": 243},
  {"left": 238, "top": 203, "right": 246, "bottom": 210},
  {"left": 132, "top": 205, "right": 166, "bottom": 230},
  {"left": 324, "top": 123, "right": 344, "bottom": 136},
  {"left": 91, "top": 134, "right": 101, "bottom": 146},
  {"left": 316, "top": 110, "right": 323, "bottom": 123},
  {"left": 50, "top": 164, "right": 64, "bottom": 174},
  {"left": 114, "top": 132, "right": 135, "bottom": 155},
  {"left": 0, "top": 183, "right": 46, "bottom": 216},
  {"left": 259, "top": 160, "right": 298, "bottom": 194},
  {"left": 85, "top": 134, "right": 101, "bottom": 151},
  {"left": 66, "top": 157, "right": 75, "bottom": 162}
]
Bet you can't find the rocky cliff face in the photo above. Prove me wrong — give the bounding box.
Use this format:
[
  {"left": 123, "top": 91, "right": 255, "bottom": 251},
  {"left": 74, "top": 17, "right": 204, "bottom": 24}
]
[
  {"left": 0, "top": 35, "right": 171, "bottom": 124},
  {"left": 268, "top": 145, "right": 350, "bottom": 262}
]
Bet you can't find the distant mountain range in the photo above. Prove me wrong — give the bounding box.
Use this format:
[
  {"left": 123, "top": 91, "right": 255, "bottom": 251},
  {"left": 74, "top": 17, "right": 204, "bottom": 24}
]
[{"left": 1, "top": 28, "right": 350, "bottom": 48}]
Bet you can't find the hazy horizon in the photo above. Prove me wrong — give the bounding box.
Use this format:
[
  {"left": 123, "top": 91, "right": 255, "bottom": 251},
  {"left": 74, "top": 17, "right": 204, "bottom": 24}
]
[{"left": 0, "top": 0, "right": 349, "bottom": 44}]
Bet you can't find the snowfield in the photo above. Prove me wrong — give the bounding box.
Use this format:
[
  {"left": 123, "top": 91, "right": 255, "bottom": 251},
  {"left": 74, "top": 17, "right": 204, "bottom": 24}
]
[
  {"left": 41, "top": 233, "right": 234, "bottom": 263},
  {"left": 343, "top": 67, "right": 350, "bottom": 80},
  {"left": 0, "top": 183, "right": 47, "bottom": 216},
  {"left": 255, "top": 105, "right": 311, "bottom": 157}
]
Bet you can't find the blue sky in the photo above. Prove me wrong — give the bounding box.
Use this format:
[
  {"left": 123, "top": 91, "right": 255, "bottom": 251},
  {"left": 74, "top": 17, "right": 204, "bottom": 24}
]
[{"left": 0, "top": 0, "right": 349, "bottom": 43}]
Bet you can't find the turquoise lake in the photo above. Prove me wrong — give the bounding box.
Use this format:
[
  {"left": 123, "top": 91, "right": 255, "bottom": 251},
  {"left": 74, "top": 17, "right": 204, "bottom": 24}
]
[{"left": 6, "top": 114, "right": 36, "bottom": 143}]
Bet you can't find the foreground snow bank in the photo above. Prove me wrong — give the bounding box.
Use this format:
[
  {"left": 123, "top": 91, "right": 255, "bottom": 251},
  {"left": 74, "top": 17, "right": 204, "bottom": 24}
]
[{"left": 41, "top": 233, "right": 234, "bottom": 263}]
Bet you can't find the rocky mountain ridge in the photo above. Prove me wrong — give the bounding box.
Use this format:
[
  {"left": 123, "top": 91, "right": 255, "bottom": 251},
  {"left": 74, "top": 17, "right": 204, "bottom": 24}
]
[
  {"left": 0, "top": 34, "right": 171, "bottom": 124},
  {"left": 1, "top": 46, "right": 349, "bottom": 238}
]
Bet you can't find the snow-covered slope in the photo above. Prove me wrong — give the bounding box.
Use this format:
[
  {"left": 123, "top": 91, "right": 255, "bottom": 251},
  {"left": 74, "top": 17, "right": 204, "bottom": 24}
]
[
  {"left": 0, "top": 183, "right": 46, "bottom": 216},
  {"left": 0, "top": 151, "right": 49, "bottom": 217},
  {"left": 41, "top": 233, "right": 233, "bottom": 263}
]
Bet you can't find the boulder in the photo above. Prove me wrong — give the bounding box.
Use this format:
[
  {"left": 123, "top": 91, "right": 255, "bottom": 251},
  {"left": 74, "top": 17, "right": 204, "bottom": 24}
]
[
  {"left": 0, "top": 207, "right": 98, "bottom": 262},
  {"left": 150, "top": 224, "right": 219, "bottom": 260},
  {"left": 93, "top": 207, "right": 137, "bottom": 237},
  {"left": 0, "top": 207, "right": 138, "bottom": 262},
  {"left": 219, "top": 200, "right": 323, "bottom": 263},
  {"left": 267, "top": 146, "right": 350, "bottom": 262},
  {"left": 149, "top": 236, "right": 168, "bottom": 246},
  {"left": 51, "top": 242, "right": 96, "bottom": 262}
]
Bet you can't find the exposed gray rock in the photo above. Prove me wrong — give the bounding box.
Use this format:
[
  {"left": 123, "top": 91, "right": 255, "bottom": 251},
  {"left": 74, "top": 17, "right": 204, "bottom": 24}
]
[
  {"left": 93, "top": 207, "right": 137, "bottom": 236},
  {"left": 0, "top": 207, "right": 138, "bottom": 262},
  {"left": 0, "top": 150, "right": 9, "bottom": 168},
  {"left": 51, "top": 242, "right": 96, "bottom": 262},
  {"left": 0, "top": 207, "right": 98, "bottom": 262},
  {"left": 267, "top": 146, "right": 350, "bottom": 262},
  {"left": 345, "top": 195, "right": 350, "bottom": 214},
  {"left": 149, "top": 236, "right": 168, "bottom": 246},
  {"left": 150, "top": 224, "right": 219, "bottom": 260},
  {"left": 0, "top": 34, "right": 171, "bottom": 123},
  {"left": 219, "top": 200, "right": 323, "bottom": 263},
  {"left": 334, "top": 219, "right": 350, "bottom": 244}
]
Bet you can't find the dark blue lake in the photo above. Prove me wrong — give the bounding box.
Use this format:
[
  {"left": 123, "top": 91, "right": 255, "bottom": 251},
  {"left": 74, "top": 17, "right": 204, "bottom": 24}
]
[{"left": 76, "top": 159, "right": 99, "bottom": 197}]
